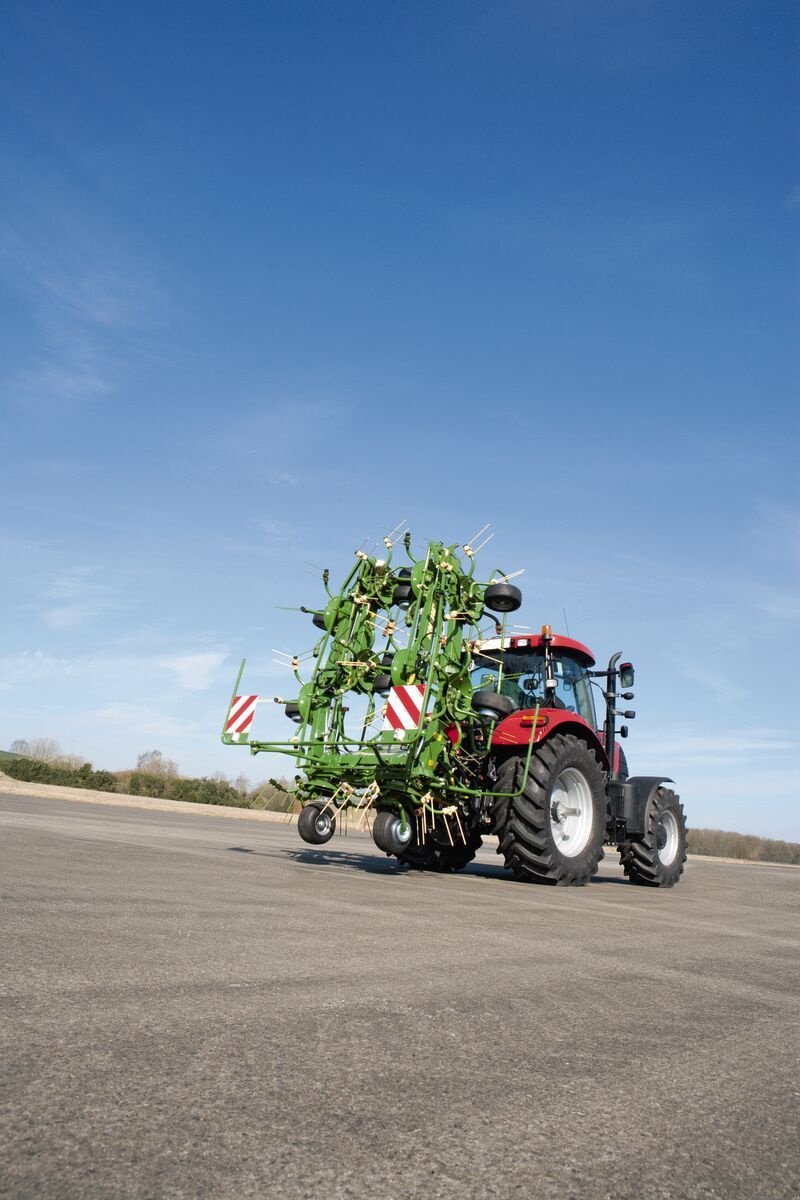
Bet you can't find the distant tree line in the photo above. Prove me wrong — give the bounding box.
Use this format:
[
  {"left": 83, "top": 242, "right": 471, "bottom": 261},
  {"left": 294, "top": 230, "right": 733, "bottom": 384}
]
[
  {"left": 2, "top": 738, "right": 296, "bottom": 813},
  {"left": 686, "top": 827, "right": 800, "bottom": 866}
]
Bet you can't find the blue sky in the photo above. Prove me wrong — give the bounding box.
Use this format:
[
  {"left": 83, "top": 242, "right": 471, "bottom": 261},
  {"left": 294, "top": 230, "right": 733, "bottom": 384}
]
[{"left": 1, "top": 0, "right": 798, "bottom": 837}]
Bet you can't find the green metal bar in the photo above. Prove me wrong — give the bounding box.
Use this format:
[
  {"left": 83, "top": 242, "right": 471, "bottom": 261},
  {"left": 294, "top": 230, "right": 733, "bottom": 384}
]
[{"left": 220, "top": 658, "right": 247, "bottom": 745}]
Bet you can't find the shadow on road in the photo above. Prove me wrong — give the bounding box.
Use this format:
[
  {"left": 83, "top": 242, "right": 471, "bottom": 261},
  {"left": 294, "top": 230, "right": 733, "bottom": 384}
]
[
  {"left": 276, "top": 846, "right": 628, "bottom": 885},
  {"left": 223, "top": 841, "right": 628, "bottom": 885}
]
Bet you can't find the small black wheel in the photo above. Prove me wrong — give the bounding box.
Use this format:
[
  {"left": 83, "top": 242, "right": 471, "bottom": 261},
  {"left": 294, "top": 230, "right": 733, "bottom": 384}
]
[
  {"left": 297, "top": 803, "right": 336, "bottom": 845},
  {"left": 619, "top": 788, "right": 687, "bottom": 887},
  {"left": 472, "top": 690, "right": 515, "bottom": 719},
  {"left": 372, "top": 809, "right": 414, "bottom": 856},
  {"left": 373, "top": 673, "right": 392, "bottom": 694},
  {"left": 285, "top": 701, "right": 302, "bottom": 724},
  {"left": 380, "top": 652, "right": 394, "bottom": 667},
  {"left": 484, "top": 583, "right": 522, "bottom": 613},
  {"left": 392, "top": 584, "right": 413, "bottom": 608},
  {"left": 312, "top": 612, "right": 327, "bottom": 630}
]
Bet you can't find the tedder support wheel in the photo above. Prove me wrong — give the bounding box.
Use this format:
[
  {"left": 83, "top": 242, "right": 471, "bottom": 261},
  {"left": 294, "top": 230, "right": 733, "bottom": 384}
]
[
  {"left": 297, "top": 803, "right": 336, "bottom": 845},
  {"left": 492, "top": 732, "right": 607, "bottom": 885},
  {"left": 372, "top": 809, "right": 414, "bottom": 856},
  {"left": 472, "top": 690, "right": 515, "bottom": 720},
  {"left": 619, "top": 787, "right": 687, "bottom": 887},
  {"left": 484, "top": 583, "right": 522, "bottom": 612}
]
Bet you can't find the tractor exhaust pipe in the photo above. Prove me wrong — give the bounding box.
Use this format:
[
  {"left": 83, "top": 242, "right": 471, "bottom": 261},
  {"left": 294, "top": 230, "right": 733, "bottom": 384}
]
[{"left": 604, "top": 651, "right": 622, "bottom": 779}]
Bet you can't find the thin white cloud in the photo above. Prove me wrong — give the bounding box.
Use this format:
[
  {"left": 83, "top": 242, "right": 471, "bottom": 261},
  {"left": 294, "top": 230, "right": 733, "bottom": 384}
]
[
  {"left": 634, "top": 727, "right": 797, "bottom": 769},
  {"left": 749, "top": 502, "right": 800, "bottom": 568},
  {"left": 86, "top": 703, "right": 195, "bottom": 740},
  {"left": 267, "top": 471, "right": 299, "bottom": 488},
  {"left": 681, "top": 665, "right": 746, "bottom": 706},
  {"left": 1, "top": 192, "right": 169, "bottom": 411},
  {"left": 254, "top": 517, "right": 299, "bottom": 539},
  {"left": 41, "top": 567, "right": 119, "bottom": 631},
  {"left": 0, "top": 650, "right": 78, "bottom": 678},
  {"left": 157, "top": 652, "right": 227, "bottom": 691},
  {"left": 15, "top": 338, "right": 113, "bottom": 406}
]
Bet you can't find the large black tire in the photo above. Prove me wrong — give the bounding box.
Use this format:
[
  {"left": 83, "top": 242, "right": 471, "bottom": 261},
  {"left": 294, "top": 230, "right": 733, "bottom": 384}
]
[
  {"left": 297, "top": 803, "right": 336, "bottom": 845},
  {"left": 492, "top": 733, "right": 607, "bottom": 885},
  {"left": 400, "top": 828, "right": 483, "bottom": 873},
  {"left": 619, "top": 787, "right": 687, "bottom": 887}
]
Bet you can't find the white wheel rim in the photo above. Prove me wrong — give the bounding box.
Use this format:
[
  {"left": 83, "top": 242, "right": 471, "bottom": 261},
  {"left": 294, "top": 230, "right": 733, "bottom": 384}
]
[
  {"left": 549, "top": 768, "right": 594, "bottom": 857},
  {"left": 391, "top": 816, "right": 413, "bottom": 848},
  {"left": 315, "top": 813, "right": 332, "bottom": 836},
  {"left": 657, "top": 810, "right": 680, "bottom": 865}
]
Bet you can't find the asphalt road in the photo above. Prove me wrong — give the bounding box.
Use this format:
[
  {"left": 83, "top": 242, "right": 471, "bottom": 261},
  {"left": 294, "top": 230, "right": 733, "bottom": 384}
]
[{"left": 1, "top": 795, "right": 798, "bottom": 1200}]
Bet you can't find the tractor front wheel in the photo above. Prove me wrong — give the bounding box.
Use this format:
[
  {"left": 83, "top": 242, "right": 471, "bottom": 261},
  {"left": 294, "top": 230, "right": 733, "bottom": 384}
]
[
  {"left": 297, "top": 803, "right": 336, "bottom": 845},
  {"left": 492, "top": 733, "right": 607, "bottom": 885},
  {"left": 619, "top": 788, "right": 687, "bottom": 887}
]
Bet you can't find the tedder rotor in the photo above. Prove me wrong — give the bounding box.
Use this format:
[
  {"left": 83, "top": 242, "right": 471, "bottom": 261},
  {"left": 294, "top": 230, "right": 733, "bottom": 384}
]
[{"left": 222, "top": 530, "right": 687, "bottom": 887}]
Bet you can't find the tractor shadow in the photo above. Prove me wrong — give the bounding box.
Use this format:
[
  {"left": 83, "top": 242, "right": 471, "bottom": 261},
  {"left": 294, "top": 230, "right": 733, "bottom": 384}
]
[
  {"left": 285, "top": 848, "right": 408, "bottom": 875},
  {"left": 284, "top": 846, "right": 513, "bottom": 881},
  {"left": 280, "top": 846, "right": 627, "bottom": 885}
]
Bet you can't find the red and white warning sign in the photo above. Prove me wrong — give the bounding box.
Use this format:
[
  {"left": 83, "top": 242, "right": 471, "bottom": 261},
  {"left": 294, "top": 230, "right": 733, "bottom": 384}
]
[
  {"left": 225, "top": 694, "right": 259, "bottom": 738},
  {"left": 384, "top": 685, "right": 427, "bottom": 733}
]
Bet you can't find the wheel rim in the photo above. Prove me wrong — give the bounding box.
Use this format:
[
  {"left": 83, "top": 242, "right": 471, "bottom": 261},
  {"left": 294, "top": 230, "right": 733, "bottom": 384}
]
[
  {"left": 656, "top": 810, "right": 680, "bottom": 865},
  {"left": 389, "top": 815, "right": 413, "bottom": 848},
  {"left": 314, "top": 812, "right": 332, "bottom": 837},
  {"left": 549, "top": 767, "right": 594, "bottom": 857}
]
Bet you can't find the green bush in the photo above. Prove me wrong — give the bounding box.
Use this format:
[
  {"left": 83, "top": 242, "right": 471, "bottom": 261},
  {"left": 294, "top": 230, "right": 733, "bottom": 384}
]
[
  {"left": 84, "top": 769, "right": 118, "bottom": 792},
  {"left": 2, "top": 756, "right": 120, "bottom": 792},
  {"left": 169, "top": 776, "right": 242, "bottom": 806},
  {"left": 124, "top": 772, "right": 169, "bottom": 798},
  {"left": 3, "top": 756, "right": 76, "bottom": 785}
]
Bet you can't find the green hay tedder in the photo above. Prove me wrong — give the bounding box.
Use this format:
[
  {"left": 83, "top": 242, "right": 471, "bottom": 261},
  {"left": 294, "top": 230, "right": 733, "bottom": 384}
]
[{"left": 222, "top": 528, "right": 686, "bottom": 887}]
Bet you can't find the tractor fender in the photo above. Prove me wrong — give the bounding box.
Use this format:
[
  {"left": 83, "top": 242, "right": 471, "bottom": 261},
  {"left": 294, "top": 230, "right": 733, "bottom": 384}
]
[
  {"left": 491, "top": 710, "right": 609, "bottom": 767},
  {"left": 620, "top": 776, "right": 674, "bottom": 839}
]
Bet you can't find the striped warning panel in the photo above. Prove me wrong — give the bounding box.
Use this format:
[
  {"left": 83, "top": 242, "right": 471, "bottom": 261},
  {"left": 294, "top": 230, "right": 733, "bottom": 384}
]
[
  {"left": 384, "top": 685, "right": 427, "bottom": 732},
  {"left": 225, "top": 694, "right": 258, "bottom": 737}
]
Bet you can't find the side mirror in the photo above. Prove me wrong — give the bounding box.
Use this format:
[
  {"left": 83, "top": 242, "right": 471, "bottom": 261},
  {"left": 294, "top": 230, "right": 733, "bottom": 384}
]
[{"left": 619, "top": 662, "right": 635, "bottom": 689}]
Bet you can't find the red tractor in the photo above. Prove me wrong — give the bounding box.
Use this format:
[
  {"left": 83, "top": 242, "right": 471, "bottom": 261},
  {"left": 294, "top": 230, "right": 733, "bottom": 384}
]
[{"left": 471, "top": 624, "right": 687, "bottom": 887}]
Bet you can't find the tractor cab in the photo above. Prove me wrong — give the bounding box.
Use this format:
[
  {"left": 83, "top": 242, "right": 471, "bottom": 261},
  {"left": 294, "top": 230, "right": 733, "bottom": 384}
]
[{"left": 470, "top": 634, "right": 597, "bottom": 728}]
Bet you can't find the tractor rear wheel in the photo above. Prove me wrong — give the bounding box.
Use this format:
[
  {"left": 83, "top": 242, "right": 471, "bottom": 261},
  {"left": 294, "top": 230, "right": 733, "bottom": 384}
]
[
  {"left": 492, "top": 733, "right": 607, "bottom": 885},
  {"left": 297, "top": 803, "right": 336, "bottom": 845},
  {"left": 619, "top": 787, "right": 687, "bottom": 887}
]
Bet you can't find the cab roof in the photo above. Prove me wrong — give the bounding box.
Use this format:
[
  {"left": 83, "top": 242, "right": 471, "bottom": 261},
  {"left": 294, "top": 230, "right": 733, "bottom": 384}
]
[{"left": 474, "top": 634, "right": 595, "bottom": 667}]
